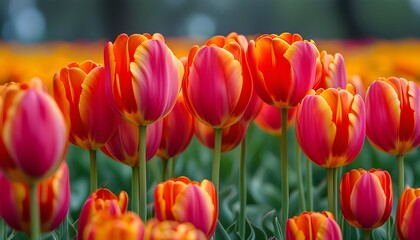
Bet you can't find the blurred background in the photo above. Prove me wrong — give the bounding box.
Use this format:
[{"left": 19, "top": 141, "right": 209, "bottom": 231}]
[{"left": 1, "top": 0, "right": 420, "bottom": 43}]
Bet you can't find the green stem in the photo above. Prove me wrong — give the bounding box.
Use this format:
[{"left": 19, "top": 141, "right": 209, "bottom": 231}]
[
  {"left": 238, "top": 133, "right": 247, "bottom": 240},
  {"left": 169, "top": 157, "right": 176, "bottom": 179},
  {"left": 139, "top": 125, "right": 148, "bottom": 221},
  {"left": 397, "top": 154, "right": 405, "bottom": 197},
  {"left": 333, "top": 167, "right": 339, "bottom": 218},
  {"left": 212, "top": 128, "right": 222, "bottom": 195},
  {"left": 387, "top": 218, "right": 391, "bottom": 240},
  {"left": 306, "top": 157, "right": 313, "bottom": 210},
  {"left": 281, "top": 108, "right": 289, "bottom": 235},
  {"left": 161, "top": 158, "right": 169, "bottom": 182},
  {"left": 326, "top": 168, "right": 335, "bottom": 216},
  {"left": 363, "top": 229, "right": 371, "bottom": 240},
  {"left": 89, "top": 150, "right": 97, "bottom": 193},
  {"left": 1, "top": 217, "right": 6, "bottom": 240},
  {"left": 295, "top": 142, "right": 306, "bottom": 211},
  {"left": 30, "top": 182, "right": 40, "bottom": 240},
  {"left": 131, "top": 166, "right": 140, "bottom": 214}
]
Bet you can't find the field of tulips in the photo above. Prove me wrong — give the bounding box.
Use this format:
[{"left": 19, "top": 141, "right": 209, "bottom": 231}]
[{"left": 1, "top": 33, "right": 420, "bottom": 240}]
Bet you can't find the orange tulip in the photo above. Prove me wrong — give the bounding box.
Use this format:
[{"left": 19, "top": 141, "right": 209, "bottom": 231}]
[
  {"left": 340, "top": 169, "right": 393, "bottom": 230},
  {"left": 77, "top": 188, "right": 129, "bottom": 239},
  {"left": 154, "top": 176, "right": 217, "bottom": 238},
  {"left": 0, "top": 162, "right": 70, "bottom": 233},
  {"left": 254, "top": 102, "right": 296, "bottom": 136},
  {"left": 156, "top": 93, "right": 194, "bottom": 159},
  {"left": 295, "top": 84, "right": 366, "bottom": 168},
  {"left": 247, "top": 33, "right": 320, "bottom": 108},
  {"left": 194, "top": 119, "right": 247, "bottom": 153},
  {"left": 183, "top": 37, "right": 252, "bottom": 129},
  {"left": 396, "top": 187, "right": 420, "bottom": 240},
  {"left": 144, "top": 219, "right": 206, "bottom": 240},
  {"left": 314, "top": 51, "right": 347, "bottom": 90},
  {"left": 53, "top": 60, "right": 120, "bottom": 150},
  {"left": 104, "top": 33, "right": 183, "bottom": 126},
  {"left": 82, "top": 211, "right": 144, "bottom": 240},
  {"left": 365, "top": 77, "right": 420, "bottom": 156},
  {"left": 286, "top": 211, "right": 342, "bottom": 240}
]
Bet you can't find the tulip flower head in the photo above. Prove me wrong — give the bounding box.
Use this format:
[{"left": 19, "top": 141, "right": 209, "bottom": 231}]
[
  {"left": 154, "top": 176, "right": 218, "bottom": 238},
  {"left": 365, "top": 77, "right": 420, "bottom": 155},
  {"left": 296, "top": 84, "right": 366, "bottom": 168},
  {"left": 340, "top": 169, "right": 393, "bottom": 230},
  {"left": 0, "top": 162, "right": 70, "bottom": 233},
  {"left": 286, "top": 211, "right": 342, "bottom": 240},
  {"left": 254, "top": 102, "right": 296, "bottom": 136},
  {"left": 247, "top": 32, "right": 320, "bottom": 108},
  {"left": 104, "top": 33, "right": 183, "bottom": 126},
  {"left": 144, "top": 219, "right": 207, "bottom": 240},
  {"left": 396, "top": 187, "right": 420, "bottom": 240},
  {"left": 314, "top": 51, "right": 347, "bottom": 90}
]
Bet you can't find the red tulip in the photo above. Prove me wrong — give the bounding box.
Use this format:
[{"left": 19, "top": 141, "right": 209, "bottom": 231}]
[
  {"left": 156, "top": 93, "right": 194, "bottom": 159},
  {"left": 340, "top": 169, "right": 393, "bottom": 230},
  {"left": 286, "top": 211, "right": 342, "bottom": 240},
  {"left": 104, "top": 33, "right": 183, "bottom": 126},
  {"left": 0, "top": 162, "right": 70, "bottom": 233},
  {"left": 144, "top": 219, "right": 206, "bottom": 240},
  {"left": 365, "top": 77, "right": 420, "bottom": 155},
  {"left": 295, "top": 84, "right": 366, "bottom": 168},
  {"left": 154, "top": 176, "right": 217, "bottom": 238},
  {"left": 101, "top": 119, "right": 163, "bottom": 167},
  {"left": 247, "top": 33, "right": 320, "bottom": 108},
  {"left": 396, "top": 187, "right": 420, "bottom": 239},
  {"left": 254, "top": 102, "right": 296, "bottom": 136},
  {"left": 314, "top": 51, "right": 347, "bottom": 90},
  {"left": 53, "top": 60, "right": 120, "bottom": 150}
]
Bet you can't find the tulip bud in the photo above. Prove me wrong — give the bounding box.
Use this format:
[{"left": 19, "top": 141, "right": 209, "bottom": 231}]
[
  {"left": 144, "top": 219, "right": 206, "bottom": 240},
  {"left": 286, "top": 211, "right": 342, "bottom": 240},
  {"left": 396, "top": 187, "right": 420, "bottom": 239}
]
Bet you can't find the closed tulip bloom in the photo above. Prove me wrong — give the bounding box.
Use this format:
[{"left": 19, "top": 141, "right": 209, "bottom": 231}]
[
  {"left": 144, "top": 219, "right": 206, "bottom": 240},
  {"left": 365, "top": 77, "right": 420, "bottom": 155},
  {"left": 2, "top": 80, "right": 68, "bottom": 182},
  {"left": 254, "top": 102, "right": 296, "bottom": 136},
  {"left": 82, "top": 211, "right": 144, "bottom": 240},
  {"left": 183, "top": 41, "right": 252, "bottom": 129},
  {"left": 396, "top": 187, "right": 420, "bottom": 239},
  {"left": 157, "top": 93, "right": 194, "bottom": 159},
  {"left": 0, "top": 162, "right": 70, "bottom": 233},
  {"left": 340, "top": 169, "right": 393, "bottom": 230},
  {"left": 104, "top": 33, "right": 183, "bottom": 126},
  {"left": 296, "top": 84, "right": 366, "bottom": 168},
  {"left": 154, "top": 176, "right": 217, "bottom": 238},
  {"left": 194, "top": 119, "right": 248, "bottom": 153},
  {"left": 101, "top": 119, "right": 163, "bottom": 167},
  {"left": 77, "top": 188, "right": 129, "bottom": 239},
  {"left": 247, "top": 33, "right": 320, "bottom": 108},
  {"left": 314, "top": 51, "right": 347, "bottom": 90},
  {"left": 286, "top": 211, "right": 342, "bottom": 240},
  {"left": 53, "top": 60, "right": 120, "bottom": 150}
]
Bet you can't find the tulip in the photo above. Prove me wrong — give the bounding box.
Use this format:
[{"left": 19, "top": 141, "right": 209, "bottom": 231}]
[
  {"left": 314, "top": 51, "right": 347, "bottom": 90},
  {"left": 144, "top": 219, "right": 206, "bottom": 240},
  {"left": 396, "top": 187, "right": 420, "bottom": 240},
  {"left": 286, "top": 211, "right": 342, "bottom": 240},
  {"left": 0, "top": 162, "right": 70, "bottom": 233},
  {"left": 365, "top": 77, "right": 420, "bottom": 196},
  {"left": 82, "top": 211, "right": 144, "bottom": 240},
  {"left": 296, "top": 84, "right": 366, "bottom": 215},
  {"left": 254, "top": 102, "right": 296, "bottom": 136},
  {"left": 1, "top": 79, "right": 68, "bottom": 182},
  {"left": 77, "top": 188, "right": 129, "bottom": 239},
  {"left": 194, "top": 119, "right": 248, "bottom": 153},
  {"left": 154, "top": 176, "right": 217, "bottom": 238},
  {"left": 105, "top": 33, "right": 183, "bottom": 219},
  {"left": 340, "top": 169, "right": 393, "bottom": 232}
]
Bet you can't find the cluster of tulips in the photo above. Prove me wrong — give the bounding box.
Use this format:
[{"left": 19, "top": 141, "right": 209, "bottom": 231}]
[{"left": 0, "top": 31, "right": 420, "bottom": 240}]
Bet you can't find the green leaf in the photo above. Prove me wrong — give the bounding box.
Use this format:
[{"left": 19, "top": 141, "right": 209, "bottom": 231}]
[
  {"left": 215, "top": 220, "right": 232, "bottom": 240},
  {"left": 273, "top": 217, "right": 283, "bottom": 240}
]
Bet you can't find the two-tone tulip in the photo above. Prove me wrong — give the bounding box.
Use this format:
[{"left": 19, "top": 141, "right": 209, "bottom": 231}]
[
  {"left": 247, "top": 33, "right": 320, "bottom": 108},
  {"left": 0, "top": 162, "right": 70, "bottom": 233},
  {"left": 296, "top": 84, "right": 366, "bottom": 168},
  {"left": 104, "top": 33, "right": 183, "bottom": 126},
  {"left": 396, "top": 187, "right": 420, "bottom": 239},
  {"left": 77, "top": 188, "right": 129, "bottom": 239},
  {"left": 144, "top": 219, "right": 206, "bottom": 240},
  {"left": 365, "top": 77, "right": 420, "bottom": 156},
  {"left": 254, "top": 102, "right": 296, "bottom": 136},
  {"left": 82, "top": 211, "right": 144, "bottom": 240},
  {"left": 101, "top": 119, "right": 162, "bottom": 167},
  {"left": 154, "top": 176, "right": 217, "bottom": 238},
  {"left": 314, "top": 51, "right": 347, "bottom": 90},
  {"left": 340, "top": 169, "right": 393, "bottom": 230},
  {"left": 286, "top": 211, "right": 342, "bottom": 240},
  {"left": 0, "top": 78, "right": 68, "bottom": 182}
]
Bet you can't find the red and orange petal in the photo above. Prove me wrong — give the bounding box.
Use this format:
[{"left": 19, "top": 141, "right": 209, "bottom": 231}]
[
  {"left": 286, "top": 211, "right": 342, "bottom": 240},
  {"left": 396, "top": 188, "right": 420, "bottom": 239},
  {"left": 254, "top": 102, "right": 296, "bottom": 136},
  {"left": 144, "top": 219, "right": 206, "bottom": 240}
]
